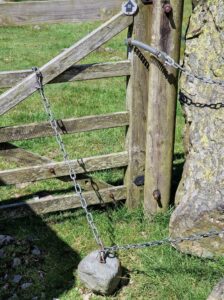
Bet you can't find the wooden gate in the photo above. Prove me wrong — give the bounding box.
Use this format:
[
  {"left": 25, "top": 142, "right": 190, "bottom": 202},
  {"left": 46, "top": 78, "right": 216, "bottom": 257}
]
[{"left": 0, "top": 0, "right": 184, "bottom": 219}]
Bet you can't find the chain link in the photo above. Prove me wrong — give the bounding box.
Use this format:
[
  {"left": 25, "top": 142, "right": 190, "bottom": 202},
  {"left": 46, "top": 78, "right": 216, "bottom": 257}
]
[
  {"left": 126, "top": 39, "right": 224, "bottom": 109},
  {"left": 32, "top": 67, "right": 105, "bottom": 253},
  {"left": 105, "top": 229, "right": 224, "bottom": 252},
  {"left": 179, "top": 92, "right": 224, "bottom": 109},
  {"left": 126, "top": 39, "right": 224, "bottom": 88}
]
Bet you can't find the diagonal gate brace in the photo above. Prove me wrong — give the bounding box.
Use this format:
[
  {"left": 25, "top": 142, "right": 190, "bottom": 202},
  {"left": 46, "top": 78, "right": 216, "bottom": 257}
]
[{"left": 0, "top": 12, "right": 133, "bottom": 116}]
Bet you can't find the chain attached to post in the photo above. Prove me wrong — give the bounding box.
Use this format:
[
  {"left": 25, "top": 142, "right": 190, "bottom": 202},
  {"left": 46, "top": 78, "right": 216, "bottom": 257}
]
[
  {"left": 126, "top": 39, "right": 224, "bottom": 88},
  {"left": 32, "top": 67, "right": 106, "bottom": 262}
]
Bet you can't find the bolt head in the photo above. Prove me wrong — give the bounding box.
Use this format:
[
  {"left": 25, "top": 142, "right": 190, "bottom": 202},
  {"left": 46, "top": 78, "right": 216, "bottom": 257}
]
[
  {"left": 164, "top": 4, "right": 172, "bottom": 13},
  {"left": 153, "top": 190, "right": 161, "bottom": 201}
]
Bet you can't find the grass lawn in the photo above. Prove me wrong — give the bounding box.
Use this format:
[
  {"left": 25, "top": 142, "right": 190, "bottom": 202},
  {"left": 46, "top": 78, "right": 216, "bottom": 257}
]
[{"left": 1, "top": 1, "right": 224, "bottom": 299}]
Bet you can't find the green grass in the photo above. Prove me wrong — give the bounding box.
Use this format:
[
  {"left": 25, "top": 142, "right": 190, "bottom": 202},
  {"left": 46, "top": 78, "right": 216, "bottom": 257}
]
[
  {"left": 1, "top": 1, "right": 222, "bottom": 300},
  {"left": 1, "top": 207, "right": 224, "bottom": 299}
]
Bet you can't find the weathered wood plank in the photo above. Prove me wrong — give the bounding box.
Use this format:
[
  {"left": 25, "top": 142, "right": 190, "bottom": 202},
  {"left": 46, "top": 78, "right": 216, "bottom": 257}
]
[
  {"left": 144, "top": 0, "right": 184, "bottom": 215},
  {"left": 125, "top": 1, "right": 151, "bottom": 209},
  {"left": 0, "top": 0, "right": 123, "bottom": 25},
  {"left": 0, "top": 112, "right": 129, "bottom": 143},
  {"left": 0, "top": 152, "right": 128, "bottom": 185},
  {"left": 0, "top": 143, "right": 114, "bottom": 187},
  {"left": 0, "top": 61, "right": 131, "bottom": 88},
  {"left": 0, "top": 185, "right": 126, "bottom": 220},
  {"left": 0, "top": 12, "right": 133, "bottom": 116},
  {"left": 0, "top": 143, "right": 73, "bottom": 184}
]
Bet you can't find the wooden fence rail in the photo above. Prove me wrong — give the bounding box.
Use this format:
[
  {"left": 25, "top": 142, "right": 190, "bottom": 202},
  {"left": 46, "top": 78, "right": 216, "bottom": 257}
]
[
  {"left": 0, "top": 112, "right": 129, "bottom": 143},
  {"left": 0, "top": 61, "right": 131, "bottom": 88},
  {"left": 0, "top": 11, "right": 133, "bottom": 220},
  {"left": 0, "top": 12, "right": 133, "bottom": 116},
  {"left": 0, "top": 0, "right": 123, "bottom": 26},
  {"left": 0, "top": 151, "right": 128, "bottom": 185},
  {"left": 0, "top": 185, "right": 127, "bottom": 220}
]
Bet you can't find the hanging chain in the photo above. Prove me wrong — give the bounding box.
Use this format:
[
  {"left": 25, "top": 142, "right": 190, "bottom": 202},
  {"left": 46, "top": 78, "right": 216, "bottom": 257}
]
[
  {"left": 32, "top": 67, "right": 106, "bottom": 260},
  {"left": 105, "top": 229, "right": 224, "bottom": 252}
]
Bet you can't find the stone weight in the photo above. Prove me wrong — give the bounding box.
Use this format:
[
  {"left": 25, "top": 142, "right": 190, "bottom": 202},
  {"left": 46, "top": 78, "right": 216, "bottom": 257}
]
[{"left": 78, "top": 251, "right": 122, "bottom": 295}]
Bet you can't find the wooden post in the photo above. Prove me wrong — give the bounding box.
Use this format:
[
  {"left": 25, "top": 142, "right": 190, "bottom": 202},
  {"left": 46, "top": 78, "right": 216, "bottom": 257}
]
[
  {"left": 144, "top": 0, "right": 184, "bottom": 215},
  {"left": 125, "top": 1, "right": 152, "bottom": 208}
]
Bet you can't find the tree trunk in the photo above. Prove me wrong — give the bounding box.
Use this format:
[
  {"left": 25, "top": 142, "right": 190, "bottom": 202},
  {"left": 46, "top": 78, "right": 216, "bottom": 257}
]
[{"left": 169, "top": 0, "right": 224, "bottom": 257}]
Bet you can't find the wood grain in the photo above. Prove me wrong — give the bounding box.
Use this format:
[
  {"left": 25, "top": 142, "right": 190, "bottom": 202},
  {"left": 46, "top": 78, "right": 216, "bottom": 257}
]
[
  {"left": 0, "top": 0, "right": 123, "bottom": 25},
  {"left": 0, "top": 143, "right": 114, "bottom": 188},
  {"left": 0, "top": 112, "right": 129, "bottom": 143},
  {"left": 144, "top": 0, "right": 184, "bottom": 215},
  {"left": 0, "top": 12, "right": 133, "bottom": 116},
  {"left": 0, "top": 61, "right": 131, "bottom": 88},
  {"left": 0, "top": 151, "right": 128, "bottom": 185},
  {"left": 0, "top": 185, "right": 126, "bottom": 220},
  {"left": 125, "top": 0, "right": 151, "bottom": 209}
]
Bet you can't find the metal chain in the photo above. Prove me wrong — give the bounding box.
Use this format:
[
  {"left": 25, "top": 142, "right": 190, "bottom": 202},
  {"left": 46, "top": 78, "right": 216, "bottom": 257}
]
[
  {"left": 126, "top": 39, "right": 224, "bottom": 88},
  {"left": 32, "top": 63, "right": 224, "bottom": 255},
  {"left": 105, "top": 229, "right": 224, "bottom": 252},
  {"left": 32, "top": 67, "right": 105, "bottom": 257},
  {"left": 179, "top": 92, "right": 224, "bottom": 109}
]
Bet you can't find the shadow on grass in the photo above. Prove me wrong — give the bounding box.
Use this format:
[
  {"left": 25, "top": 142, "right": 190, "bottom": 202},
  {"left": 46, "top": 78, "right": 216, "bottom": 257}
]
[{"left": 0, "top": 215, "right": 80, "bottom": 300}]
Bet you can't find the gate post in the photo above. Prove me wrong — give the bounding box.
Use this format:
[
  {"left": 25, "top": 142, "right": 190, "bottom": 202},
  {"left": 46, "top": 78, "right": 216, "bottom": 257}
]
[
  {"left": 144, "top": 0, "right": 184, "bottom": 215},
  {"left": 125, "top": 1, "right": 152, "bottom": 208}
]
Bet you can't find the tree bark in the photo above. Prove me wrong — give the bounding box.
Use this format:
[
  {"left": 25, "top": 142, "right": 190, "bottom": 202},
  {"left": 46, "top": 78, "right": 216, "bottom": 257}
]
[{"left": 169, "top": 0, "right": 224, "bottom": 257}]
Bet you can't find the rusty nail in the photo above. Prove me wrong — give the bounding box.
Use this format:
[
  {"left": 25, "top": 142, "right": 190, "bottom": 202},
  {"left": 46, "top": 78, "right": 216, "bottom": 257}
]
[
  {"left": 163, "top": 3, "right": 172, "bottom": 14},
  {"left": 153, "top": 189, "right": 161, "bottom": 201}
]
